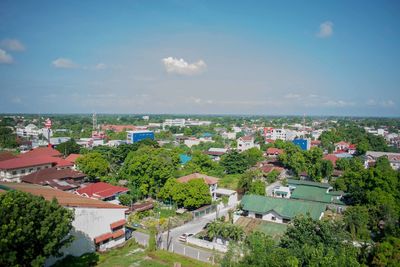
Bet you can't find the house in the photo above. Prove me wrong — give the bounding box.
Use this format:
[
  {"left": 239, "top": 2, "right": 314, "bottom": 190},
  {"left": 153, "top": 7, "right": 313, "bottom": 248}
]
[
  {"left": 65, "top": 153, "right": 82, "bottom": 170},
  {"left": 365, "top": 151, "right": 400, "bottom": 170},
  {"left": 310, "top": 140, "right": 321, "bottom": 148},
  {"left": 237, "top": 136, "right": 256, "bottom": 152},
  {"left": 323, "top": 154, "right": 339, "bottom": 167},
  {"left": 184, "top": 137, "right": 214, "bottom": 148},
  {"left": 204, "top": 148, "right": 228, "bottom": 161},
  {"left": 75, "top": 182, "right": 129, "bottom": 203},
  {"left": 240, "top": 194, "right": 326, "bottom": 224},
  {"left": 0, "top": 147, "right": 73, "bottom": 182},
  {"left": 177, "top": 173, "right": 219, "bottom": 200},
  {"left": 272, "top": 186, "right": 291, "bottom": 198},
  {"left": 266, "top": 147, "right": 284, "bottom": 157},
  {"left": 221, "top": 132, "right": 236, "bottom": 140},
  {"left": 0, "top": 182, "right": 128, "bottom": 265},
  {"left": 215, "top": 188, "right": 238, "bottom": 206},
  {"left": 334, "top": 141, "right": 356, "bottom": 154},
  {"left": 21, "top": 167, "right": 86, "bottom": 191},
  {"left": 287, "top": 179, "right": 345, "bottom": 210}
]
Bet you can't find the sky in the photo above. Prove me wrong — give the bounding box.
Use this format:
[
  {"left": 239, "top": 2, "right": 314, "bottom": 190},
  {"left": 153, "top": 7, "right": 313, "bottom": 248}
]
[{"left": 0, "top": 0, "right": 399, "bottom": 116}]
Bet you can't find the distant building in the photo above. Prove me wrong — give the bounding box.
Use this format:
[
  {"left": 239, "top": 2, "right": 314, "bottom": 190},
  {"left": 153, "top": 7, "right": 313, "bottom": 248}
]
[
  {"left": 292, "top": 139, "right": 310, "bottom": 151},
  {"left": 163, "top": 119, "right": 186, "bottom": 128},
  {"left": 365, "top": 151, "right": 400, "bottom": 170},
  {"left": 184, "top": 137, "right": 213, "bottom": 148},
  {"left": 237, "top": 136, "right": 256, "bottom": 152},
  {"left": 221, "top": 132, "right": 236, "bottom": 140},
  {"left": 266, "top": 147, "right": 284, "bottom": 157},
  {"left": 126, "top": 130, "right": 154, "bottom": 144}
]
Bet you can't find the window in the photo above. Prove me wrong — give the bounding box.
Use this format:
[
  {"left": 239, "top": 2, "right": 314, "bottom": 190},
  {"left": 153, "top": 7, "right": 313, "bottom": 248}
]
[
  {"left": 12, "top": 171, "right": 17, "bottom": 175},
  {"left": 21, "top": 169, "right": 26, "bottom": 174},
  {"left": 271, "top": 216, "right": 276, "bottom": 221},
  {"left": 255, "top": 213, "right": 263, "bottom": 219},
  {"left": 29, "top": 168, "right": 34, "bottom": 172}
]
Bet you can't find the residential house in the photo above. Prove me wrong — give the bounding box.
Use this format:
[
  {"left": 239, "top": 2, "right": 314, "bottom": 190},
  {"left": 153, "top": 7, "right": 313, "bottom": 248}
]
[
  {"left": 184, "top": 137, "right": 214, "bottom": 148},
  {"left": 221, "top": 132, "right": 236, "bottom": 140},
  {"left": 266, "top": 147, "right": 284, "bottom": 157},
  {"left": 0, "top": 182, "right": 128, "bottom": 265},
  {"left": 365, "top": 151, "right": 400, "bottom": 170},
  {"left": 21, "top": 167, "right": 86, "bottom": 191},
  {"left": 177, "top": 173, "right": 219, "bottom": 200},
  {"left": 323, "top": 154, "right": 339, "bottom": 167},
  {"left": 0, "top": 147, "right": 73, "bottom": 182},
  {"left": 65, "top": 153, "right": 82, "bottom": 170},
  {"left": 75, "top": 182, "right": 129, "bottom": 204},
  {"left": 205, "top": 148, "right": 228, "bottom": 161},
  {"left": 272, "top": 186, "right": 291, "bottom": 198},
  {"left": 237, "top": 136, "right": 256, "bottom": 152},
  {"left": 240, "top": 194, "right": 326, "bottom": 224}
]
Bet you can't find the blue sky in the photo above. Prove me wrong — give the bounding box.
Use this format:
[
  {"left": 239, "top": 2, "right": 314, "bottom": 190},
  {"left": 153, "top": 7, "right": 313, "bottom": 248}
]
[{"left": 0, "top": 0, "right": 399, "bottom": 116}]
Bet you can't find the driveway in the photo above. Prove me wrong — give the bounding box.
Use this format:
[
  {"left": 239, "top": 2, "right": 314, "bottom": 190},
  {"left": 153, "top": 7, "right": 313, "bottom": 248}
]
[{"left": 265, "top": 181, "right": 282, "bottom": 196}]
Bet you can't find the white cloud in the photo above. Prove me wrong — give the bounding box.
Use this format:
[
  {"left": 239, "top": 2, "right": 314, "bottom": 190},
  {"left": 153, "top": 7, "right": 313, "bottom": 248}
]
[
  {"left": 317, "top": 21, "right": 334, "bottom": 38},
  {"left": 162, "top": 57, "right": 207, "bottom": 75},
  {"left": 11, "top": 96, "right": 22, "bottom": 103},
  {"left": 284, "top": 93, "right": 301, "bottom": 99},
  {"left": 324, "top": 99, "right": 355, "bottom": 107},
  {"left": 380, "top": 100, "right": 395, "bottom": 108},
  {"left": 0, "top": 39, "right": 25, "bottom": 51},
  {"left": 0, "top": 49, "right": 13, "bottom": 64},
  {"left": 95, "top": 63, "right": 107, "bottom": 70},
  {"left": 52, "top": 58, "right": 77, "bottom": 69}
]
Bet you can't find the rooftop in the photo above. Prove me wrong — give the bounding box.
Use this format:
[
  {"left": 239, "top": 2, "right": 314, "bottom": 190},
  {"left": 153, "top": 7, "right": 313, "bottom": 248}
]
[
  {"left": 76, "top": 182, "right": 129, "bottom": 199},
  {"left": 0, "top": 182, "right": 126, "bottom": 209},
  {"left": 241, "top": 194, "right": 326, "bottom": 220},
  {"left": 21, "top": 167, "right": 85, "bottom": 185},
  {"left": 65, "top": 153, "right": 81, "bottom": 163}
]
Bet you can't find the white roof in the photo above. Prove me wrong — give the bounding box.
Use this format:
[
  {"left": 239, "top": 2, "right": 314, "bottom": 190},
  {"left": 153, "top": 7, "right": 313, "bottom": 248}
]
[{"left": 215, "top": 188, "right": 237, "bottom": 196}]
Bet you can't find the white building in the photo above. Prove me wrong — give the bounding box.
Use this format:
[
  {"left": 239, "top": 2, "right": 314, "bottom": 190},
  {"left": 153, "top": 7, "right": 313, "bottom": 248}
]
[
  {"left": 163, "top": 118, "right": 186, "bottom": 128},
  {"left": 272, "top": 186, "right": 291, "bottom": 198},
  {"left": 16, "top": 124, "right": 52, "bottom": 138},
  {"left": 184, "top": 137, "right": 214, "bottom": 148},
  {"left": 237, "top": 136, "right": 256, "bottom": 152},
  {"left": 221, "top": 132, "right": 236, "bottom": 140},
  {"left": 0, "top": 182, "right": 128, "bottom": 266},
  {"left": 215, "top": 188, "right": 238, "bottom": 206}
]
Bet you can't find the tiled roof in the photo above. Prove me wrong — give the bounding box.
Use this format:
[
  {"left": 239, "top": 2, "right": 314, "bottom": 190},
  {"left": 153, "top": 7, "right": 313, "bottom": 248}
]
[
  {"left": 65, "top": 154, "right": 81, "bottom": 163},
  {"left": 323, "top": 154, "right": 338, "bottom": 166},
  {"left": 266, "top": 148, "right": 284, "bottom": 155},
  {"left": 241, "top": 194, "right": 326, "bottom": 220},
  {"left": 0, "top": 151, "right": 17, "bottom": 162},
  {"left": 112, "top": 229, "right": 125, "bottom": 239},
  {"left": 94, "top": 232, "right": 113, "bottom": 244},
  {"left": 177, "top": 173, "right": 219, "bottom": 185},
  {"left": 76, "top": 182, "right": 129, "bottom": 199},
  {"left": 0, "top": 156, "right": 57, "bottom": 170},
  {"left": 0, "top": 182, "right": 127, "bottom": 209},
  {"left": 19, "top": 147, "right": 62, "bottom": 158},
  {"left": 110, "top": 219, "right": 126, "bottom": 230},
  {"left": 240, "top": 136, "right": 254, "bottom": 142},
  {"left": 21, "top": 167, "right": 85, "bottom": 185}
]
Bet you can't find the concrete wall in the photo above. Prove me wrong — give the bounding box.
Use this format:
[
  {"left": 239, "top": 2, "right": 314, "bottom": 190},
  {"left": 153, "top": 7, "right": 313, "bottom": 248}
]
[
  {"left": 186, "top": 237, "right": 228, "bottom": 253},
  {"left": 0, "top": 163, "right": 53, "bottom": 182},
  {"left": 248, "top": 211, "right": 284, "bottom": 224}
]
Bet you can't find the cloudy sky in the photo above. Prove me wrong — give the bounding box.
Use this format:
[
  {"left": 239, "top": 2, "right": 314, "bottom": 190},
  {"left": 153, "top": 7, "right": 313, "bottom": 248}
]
[{"left": 0, "top": 0, "right": 399, "bottom": 116}]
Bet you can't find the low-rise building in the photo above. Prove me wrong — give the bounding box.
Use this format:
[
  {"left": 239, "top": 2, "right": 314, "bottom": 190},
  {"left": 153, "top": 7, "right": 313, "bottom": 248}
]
[
  {"left": 0, "top": 182, "right": 128, "bottom": 265},
  {"left": 365, "top": 151, "right": 400, "bottom": 170},
  {"left": 237, "top": 136, "right": 256, "bottom": 152},
  {"left": 75, "top": 182, "right": 129, "bottom": 203},
  {"left": 126, "top": 130, "right": 154, "bottom": 144},
  {"left": 240, "top": 194, "right": 326, "bottom": 224},
  {"left": 266, "top": 147, "right": 284, "bottom": 157}
]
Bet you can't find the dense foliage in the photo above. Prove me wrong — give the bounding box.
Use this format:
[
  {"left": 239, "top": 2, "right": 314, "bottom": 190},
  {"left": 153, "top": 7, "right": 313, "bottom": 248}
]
[
  {"left": 56, "top": 139, "right": 81, "bottom": 156},
  {"left": 75, "top": 152, "right": 110, "bottom": 181},
  {"left": 0, "top": 190, "right": 74, "bottom": 267}
]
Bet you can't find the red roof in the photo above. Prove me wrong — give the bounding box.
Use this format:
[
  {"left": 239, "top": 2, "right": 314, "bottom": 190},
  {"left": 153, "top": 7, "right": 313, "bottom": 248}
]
[
  {"left": 266, "top": 147, "right": 284, "bottom": 155},
  {"left": 323, "top": 154, "right": 338, "bottom": 166},
  {"left": 21, "top": 167, "right": 85, "bottom": 185},
  {"left": 65, "top": 154, "right": 81, "bottom": 163},
  {"left": 335, "top": 141, "right": 349, "bottom": 146},
  {"left": 94, "top": 232, "right": 113, "bottom": 244},
  {"left": 177, "top": 173, "right": 219, "bottom": 185},
  {"left": 131, "top": 201, "right": 154, "bottom": 212},
  {"left": 112, "top": 229, "right": 125, "bottom": 239},
  {"left": 240, "top": 136, "right": 253, "bottom": 142},
  {"left": 76, "top": 182, "right": 129, "bottom": 199},
  {"left": 0, "top": 156, "right": 57, "bottom": 170},
  {"left": 19, "top": 147, "right": 62, "bottom": 158},
  {"left": 311, "top": 140, "right": 321, "bottom": 145},
  {"left": 0, "top": 152, "right": 17, "bottom": 162},
  {"left": 265, "top": 139, "right": 275, "bottom": 143},
  {"left": 110, "top": 219, "right": 126, "bottom": 230},
  {"left": 348, "top": 144, "right": 357, "bottom": 149}
]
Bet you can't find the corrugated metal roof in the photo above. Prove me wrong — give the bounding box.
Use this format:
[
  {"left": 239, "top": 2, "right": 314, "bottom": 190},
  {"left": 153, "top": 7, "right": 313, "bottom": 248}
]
[{"left": 241, "top": 194, "right": 326, "bottom": 220}]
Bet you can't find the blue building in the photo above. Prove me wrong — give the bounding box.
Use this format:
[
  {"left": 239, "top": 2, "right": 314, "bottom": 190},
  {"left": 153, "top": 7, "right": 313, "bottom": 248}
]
[
  {"left": 292, "top": 139, "right": 310, "bottom": 151},
  {"left": 126, "top": 130, "right": 154, "bottom": 144}
]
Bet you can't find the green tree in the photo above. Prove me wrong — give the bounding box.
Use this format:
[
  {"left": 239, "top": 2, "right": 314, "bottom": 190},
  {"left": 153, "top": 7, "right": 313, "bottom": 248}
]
[
  {"left": 242, "top": 147, "right": 264, "bottom": 167},
  {"left": 0, "top": 127, "right": 17, "bottom": 148},
  {"left": 371, "top": 237, "right": 400, "bottom": 267},
  {"left": 183, "top": 151, "right": 223, "bottom": 176},
  {"left": 0, "top": 190, "right": 74, "bottom": 267},
  {"left": 76, "top": 152, "right": 109, "bottom": 181},
  {"left": 56, "top": 138, "right": 81, "bottom": 156},
  {"left": 237, "top": 169, "right": 262, "bottom": 194},
  {"left": 220, "top": 150, "right": 248, "bottom": 174},
  {"left": 183, "top": 178, "right": 212, "bottom": 210},
  {"left": 119, "top": 146, "right": 179, "bottom": 197},
  {"left": 249, "top": 180, "right": 265, "bottom": 196},
  {"left": 118, "top": 194, "right": 134, "bottom": 206},
  {"left": 343, "top": 205, "right": 370, "bottom": 241}
]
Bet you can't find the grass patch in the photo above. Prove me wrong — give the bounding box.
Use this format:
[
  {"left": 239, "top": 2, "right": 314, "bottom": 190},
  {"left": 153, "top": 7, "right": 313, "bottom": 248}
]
[
  {"left": 53, "top": 239, "right": 212, "bottom": 267},
  {"left": 218, "top": 174, "right": 240, "bottom": 190}
]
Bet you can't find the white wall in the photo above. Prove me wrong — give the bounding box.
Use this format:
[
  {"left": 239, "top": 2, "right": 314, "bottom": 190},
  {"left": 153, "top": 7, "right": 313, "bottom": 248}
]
[{"left": 248, "top": 211, "right": 284, "bottom": 224}]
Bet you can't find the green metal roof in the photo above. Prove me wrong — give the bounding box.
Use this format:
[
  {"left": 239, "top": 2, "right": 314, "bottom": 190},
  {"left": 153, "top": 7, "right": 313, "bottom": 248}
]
[
  {"left": 241, "top": 194, "right": 326, "bottom": 220},
  {"left": 291, "top": 185, "right": 333, "bottom": 204},
  {"left": 287, "top": 179, "right": 332, "bottom": 189}
]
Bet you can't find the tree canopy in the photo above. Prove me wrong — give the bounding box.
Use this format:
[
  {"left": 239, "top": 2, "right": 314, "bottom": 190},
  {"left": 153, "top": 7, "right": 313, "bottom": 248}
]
[
  {"left": 56, "top": 138, "right": 81, "bottom": 156},
  {"left": 75, "top": 152, "right": 110, "bottom": 181},
  {"left": 0, "top": 190, "right": 74, "bottom": 267}
]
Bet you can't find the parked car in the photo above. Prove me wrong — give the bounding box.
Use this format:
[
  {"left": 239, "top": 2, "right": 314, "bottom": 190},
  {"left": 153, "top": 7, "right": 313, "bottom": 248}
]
[{"left": 178, "top": 233, "right": 194, "bottom": 242}]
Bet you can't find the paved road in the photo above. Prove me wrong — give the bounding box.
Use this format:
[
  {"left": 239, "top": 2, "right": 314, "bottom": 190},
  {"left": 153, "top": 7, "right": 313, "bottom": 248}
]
[{"left": 132, "top": 203, "right": 237, "bottom": 264}]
